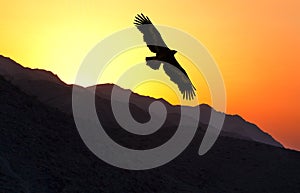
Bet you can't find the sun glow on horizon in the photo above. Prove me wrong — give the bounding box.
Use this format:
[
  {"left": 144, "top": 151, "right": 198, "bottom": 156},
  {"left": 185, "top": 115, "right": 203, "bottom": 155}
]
[{"left": 1, "top": 0, "right": 300, "bottom": 150}]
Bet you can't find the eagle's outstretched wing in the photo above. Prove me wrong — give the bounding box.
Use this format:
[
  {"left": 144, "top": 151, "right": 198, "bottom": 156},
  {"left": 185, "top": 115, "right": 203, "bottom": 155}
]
[
  {"left": 163, "top": 59, "right": 196, "bottom": 100},
  {"left": 134, "top": 13, "right": 170, "bottom": 53},
  {"left": 134, "top": 13, "right": 196, "bottom": 100}
]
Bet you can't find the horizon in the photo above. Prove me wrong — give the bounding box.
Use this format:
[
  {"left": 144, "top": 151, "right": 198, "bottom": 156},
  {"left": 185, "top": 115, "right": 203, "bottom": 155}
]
[
  {"left": 0, "top": 54, "right": 293, "bottom": 151},
  {"left": 1, "top": 1, "right": 299, "bottom": 150}
]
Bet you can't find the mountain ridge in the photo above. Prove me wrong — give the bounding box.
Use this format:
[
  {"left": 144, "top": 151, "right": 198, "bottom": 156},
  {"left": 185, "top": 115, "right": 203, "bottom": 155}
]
[{"left": 0, "top": 54, "right": 283, "bottom": 148}]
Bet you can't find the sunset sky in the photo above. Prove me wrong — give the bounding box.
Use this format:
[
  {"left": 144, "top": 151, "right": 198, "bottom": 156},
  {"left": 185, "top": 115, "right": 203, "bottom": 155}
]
[{"left": 1, "top": 0, "right": 299, "bottom": 150}]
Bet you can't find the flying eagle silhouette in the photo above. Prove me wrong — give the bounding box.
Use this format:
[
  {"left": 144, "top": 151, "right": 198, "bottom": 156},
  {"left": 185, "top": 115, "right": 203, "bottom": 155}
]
[{"left": 134, "top": 13, "right": 196, "bottom": 100}]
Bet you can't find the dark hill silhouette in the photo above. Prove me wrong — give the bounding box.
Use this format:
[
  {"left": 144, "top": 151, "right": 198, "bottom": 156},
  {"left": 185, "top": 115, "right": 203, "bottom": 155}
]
[
  {"left": 1, "top": 72, "right": 300, "bottom": 192},
  {"left": 0, "top": 55, "right": 282, "bottom": 147}
]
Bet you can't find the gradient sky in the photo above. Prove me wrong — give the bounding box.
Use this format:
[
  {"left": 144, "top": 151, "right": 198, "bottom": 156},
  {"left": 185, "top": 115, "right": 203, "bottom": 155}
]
[{"left": 1, "top": 0, "right": 299, "bottom": 150}]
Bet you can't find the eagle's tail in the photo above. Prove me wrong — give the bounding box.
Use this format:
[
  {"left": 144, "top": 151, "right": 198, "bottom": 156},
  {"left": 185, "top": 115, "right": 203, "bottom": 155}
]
[{"left": 146, "top": 57, "right": 161, "bottom": 70}]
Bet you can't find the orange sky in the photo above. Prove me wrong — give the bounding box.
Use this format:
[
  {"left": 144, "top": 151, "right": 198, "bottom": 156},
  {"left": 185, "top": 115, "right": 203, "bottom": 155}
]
[{"left": 1, "top": 0, "right": 299, "bottom": 150}]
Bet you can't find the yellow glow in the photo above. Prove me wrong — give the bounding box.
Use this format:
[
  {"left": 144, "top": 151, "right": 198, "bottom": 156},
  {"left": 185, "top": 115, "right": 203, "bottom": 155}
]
[
  {"left": 96, "top": 47, "right": 212, "bottom": 106},
  {"left": 1, "top": 0, "right": 300, "bottom": 150}
]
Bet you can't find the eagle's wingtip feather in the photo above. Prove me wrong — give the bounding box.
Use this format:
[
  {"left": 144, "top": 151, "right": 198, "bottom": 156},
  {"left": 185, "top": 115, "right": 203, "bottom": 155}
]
[{"left": 134, "top": 13, "right": 152, "bottom": 25}]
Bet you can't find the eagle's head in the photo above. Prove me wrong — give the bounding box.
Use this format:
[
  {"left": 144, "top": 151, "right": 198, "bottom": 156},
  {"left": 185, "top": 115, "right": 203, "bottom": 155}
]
[{"left": 171, "top": 50, "right": 177, "bottom": 55}]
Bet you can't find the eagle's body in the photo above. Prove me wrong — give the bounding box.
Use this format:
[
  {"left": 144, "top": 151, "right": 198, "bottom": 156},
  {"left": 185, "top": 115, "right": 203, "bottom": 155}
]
[{"left": 134, "top": 13, "right": 196, "bottom": 100}]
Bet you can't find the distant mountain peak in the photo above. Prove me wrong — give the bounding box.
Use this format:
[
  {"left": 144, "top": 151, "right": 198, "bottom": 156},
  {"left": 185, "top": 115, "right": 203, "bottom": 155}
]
[{"left": 0, "top": 55, "right": 64, "bottom": 85}]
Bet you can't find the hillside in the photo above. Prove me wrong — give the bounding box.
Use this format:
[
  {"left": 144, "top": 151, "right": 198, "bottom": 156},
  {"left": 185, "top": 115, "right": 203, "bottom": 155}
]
[
  {"left": 0, "top": 75, "right": 300, "bottom": 192},
  {"left": 0, "top": 55, "right": 282, "bottom": 147}
]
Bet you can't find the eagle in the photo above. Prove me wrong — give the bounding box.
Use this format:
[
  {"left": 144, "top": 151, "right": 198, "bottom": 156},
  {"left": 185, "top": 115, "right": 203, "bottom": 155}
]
[{"left": 134, "top": 13, "right": 196, "bottom": 100}]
